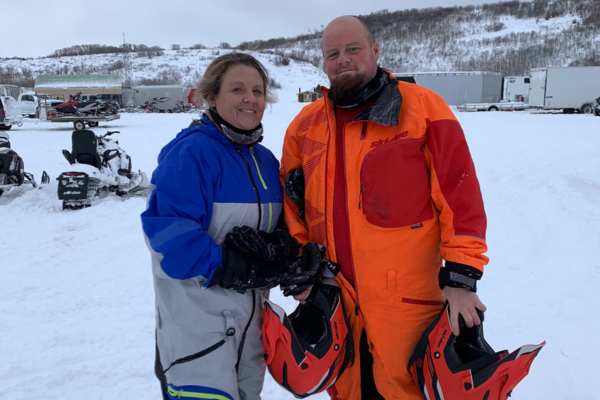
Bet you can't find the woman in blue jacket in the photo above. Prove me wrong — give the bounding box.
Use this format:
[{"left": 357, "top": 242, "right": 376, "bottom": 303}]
[{"left": 141, "top": 53, "right": 297, "bottom": 400}]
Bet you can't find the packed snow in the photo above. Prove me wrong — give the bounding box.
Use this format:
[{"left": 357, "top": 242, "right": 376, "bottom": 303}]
[{"left": 1, "top": 58, "right": 599, "bottom": 400}]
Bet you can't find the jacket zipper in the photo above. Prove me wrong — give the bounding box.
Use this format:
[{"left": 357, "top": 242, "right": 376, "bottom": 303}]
[
  {"left": 230, "top": 144, "right": 265, "bottom": 376},
  {"left": 341, "top": 120, "right": 360, "bottom": 306},
  {"left": 250, "top": 147, "right": 273, "bottom": 232},
  {"left": 360, "top": 121, "right": 367, "bottom": 140},
  {"left": 234, "top": 144, "right": 262, "bottom": 230},
  {"left": 235, "top": 290, "right": 257, "bottom": 374},
  {"left": 323, "top": 103, "right": 332, "bottom": 248}
]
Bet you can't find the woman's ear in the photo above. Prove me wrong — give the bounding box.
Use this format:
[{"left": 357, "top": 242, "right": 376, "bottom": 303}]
[{"left": 207, "top": 94, "right": 216, "bottom": 109}]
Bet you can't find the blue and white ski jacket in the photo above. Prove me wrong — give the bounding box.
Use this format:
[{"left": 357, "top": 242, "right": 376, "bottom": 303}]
[
  {"left": 141, "top": 114, "right": 283, "bottom": 400},
  {"left": 142, "top": 115, "right": 283, "bottom": 284}
]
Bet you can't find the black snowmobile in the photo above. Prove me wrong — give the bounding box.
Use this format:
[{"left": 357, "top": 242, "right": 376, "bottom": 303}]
[
  {"left": 57, "top": 129, "right": 150, "bottom": 210},
  {"left": 0, "top": 132, "right": 49, "bottom": 197}
]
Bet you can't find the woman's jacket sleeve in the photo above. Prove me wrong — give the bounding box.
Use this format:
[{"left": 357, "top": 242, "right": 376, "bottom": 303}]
[{"left": 141, "top": 139, "right": 222, "bottom": 283}]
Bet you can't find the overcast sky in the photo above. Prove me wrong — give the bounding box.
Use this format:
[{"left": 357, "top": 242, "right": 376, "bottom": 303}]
[{"left": 1, "top": 0, "right": 501, "bottom": 58}]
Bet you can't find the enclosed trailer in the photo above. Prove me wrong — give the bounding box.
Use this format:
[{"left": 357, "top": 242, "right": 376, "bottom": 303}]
[
  {"left": 130, "top": 85, "right": 185, "bottom": 111},
  {"left": 393, "top": 71, "right": 502, "bottom": 105},
  {"left": 455, "top": 75, "right": 531, "bottom": 112},
  {"left": 502, "top": 76, "right": 530, "bottom": 103},
  {"left": 529, "top": 67, "right": 600, "bottom": 113}
]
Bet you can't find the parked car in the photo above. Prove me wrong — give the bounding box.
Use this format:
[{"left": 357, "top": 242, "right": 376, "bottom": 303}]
[
  {"left": 17, "top": 93, "right": 63, "bottom": 117},
  {"left": 0, "top": 96, "right": 24, "bottom": 130},
  {"left": 95, "top": 94, "right": 123, "bottom": 107}
]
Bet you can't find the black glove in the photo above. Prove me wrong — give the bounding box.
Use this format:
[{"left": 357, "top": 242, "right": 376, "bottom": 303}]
[
  {"left": 225, "top": 226, "right": 300, "bottom": 261},
  {"left": 208, "top": 247, "right": 293, "bottom": 293},
  {"left": 285, "top": 169, "right": 305, "bottom": 220},
  {"left": 280, "top": 243, "right": 341, "bottom": 296}
]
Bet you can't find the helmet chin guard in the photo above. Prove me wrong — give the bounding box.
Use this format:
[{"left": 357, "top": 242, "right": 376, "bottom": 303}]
[
  {"left": 262, "top": 279, "right": 354, "bottom": 398},
  {"left": 408, "top": 303, "right": 544, "bottom": 400}
]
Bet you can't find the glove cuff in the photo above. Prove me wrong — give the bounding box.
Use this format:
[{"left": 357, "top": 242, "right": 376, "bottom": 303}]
[
  {"left": 207, "top": 247, "right": 232, "bottom": 288},
  {"left": 277, "top": 230, "right": 301, "bottom": 258},
  {"left": 207, "top": 247, "right": 250, "bottom": 291},
  {"left": 438, "top": 261, "right": 482, "bottom": 293}
]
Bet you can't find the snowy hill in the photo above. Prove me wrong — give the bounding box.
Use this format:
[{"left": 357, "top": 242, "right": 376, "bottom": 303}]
[
  {"left": 1, "top": 50, "right": 600, "bottom": 400},
  {"left": 1, "top": 0, "right": 599, "bottom": 88}
]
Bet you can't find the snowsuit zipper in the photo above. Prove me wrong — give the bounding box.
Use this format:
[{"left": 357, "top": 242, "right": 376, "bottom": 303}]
[
  {"left": 235, "top": 290, "right": 257, "bottom": 375},
  {"left": 250, "top": 147, "right": 273, "bottom": 232},
  {"left": 231, "top": 144, "right": 266, "bottom": 375},
  {"left": 341, "top": 119, "right": 359, "bottom": 305},
  {"left": 234, "top": 143, "right": 263, "bottom": 230}
]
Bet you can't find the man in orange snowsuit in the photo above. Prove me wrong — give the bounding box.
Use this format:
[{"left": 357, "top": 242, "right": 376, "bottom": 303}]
[{"left": 280, "top": 15, "right": 489, "bottom": 400}]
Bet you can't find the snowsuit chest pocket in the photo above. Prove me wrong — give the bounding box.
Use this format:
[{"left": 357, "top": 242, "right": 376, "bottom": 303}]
[{"left": 360, "top": 137, "right": 433, "bottom": 228}]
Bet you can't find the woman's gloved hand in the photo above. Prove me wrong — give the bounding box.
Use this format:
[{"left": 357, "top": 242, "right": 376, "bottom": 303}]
[
  {"left": 207, "top": 247, "right": 294, "bottom": 293},
  {"left": 225, "top": 226, "right": 300, "bottom": 261}
]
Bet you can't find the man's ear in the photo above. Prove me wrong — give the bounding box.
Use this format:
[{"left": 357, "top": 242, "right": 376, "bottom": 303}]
[{"left": 373, "top": 40, "right": 380, "bottom": 60}]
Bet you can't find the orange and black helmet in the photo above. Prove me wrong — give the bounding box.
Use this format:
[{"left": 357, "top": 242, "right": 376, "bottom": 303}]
[
  {"left": 262, "top": 280, "right": 354, "bottom": 398},
  {"left": 408, "top": 304, "right": 544, "bottom": 400}
]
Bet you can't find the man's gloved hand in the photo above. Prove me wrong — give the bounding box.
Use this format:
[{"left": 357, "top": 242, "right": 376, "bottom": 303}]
[
  {"left": 208, "top": 247, "right": 294, "bottom": 293},
  {"left": 280, "top": 243, "right": 340, "bottom": 296},
  {"left": 225, "top": 226, "right": 300, "bottom": 261},
  {"left": 285, "top": 169, "right": 305, "bottom": 220}
]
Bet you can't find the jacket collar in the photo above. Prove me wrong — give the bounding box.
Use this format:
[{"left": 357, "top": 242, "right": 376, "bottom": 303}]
[
  {"left": 321, "top": 69, "right": 402, "bottom": 127},
  {"left": 157, "top": 114, "right": 235, "bottom": 163}
]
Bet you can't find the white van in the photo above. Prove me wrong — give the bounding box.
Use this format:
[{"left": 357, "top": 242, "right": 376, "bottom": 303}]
[{"left": 0, "top": 96, "right": 24, "bottom": 130}]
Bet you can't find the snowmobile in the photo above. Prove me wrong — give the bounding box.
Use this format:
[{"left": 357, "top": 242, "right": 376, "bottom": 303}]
[
  {"left": 594, "top": 96, "right": 600, "bottom": 117},
  {"left": 57, "top": 129, "right": 150, "bottom": 210},
  {"left": 0, "top": 132, "right": 49, "bottom": 197},
  {"left": 54, "top": 93, "right": 118, "bottom": 117}
]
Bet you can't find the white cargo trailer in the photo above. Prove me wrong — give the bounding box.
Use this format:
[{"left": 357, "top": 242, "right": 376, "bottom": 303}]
[
  {"left": 502, "top": 76, "right": 530, "bottom": 103},
  {"left": 393, "top": 71, "right": 502, "bottom": 105},
  {"left": 529, "top": 67, "right": 600, "bottom": 114},
  {"left": 129, "top": 85, "right": 185, "bottom": 111}
]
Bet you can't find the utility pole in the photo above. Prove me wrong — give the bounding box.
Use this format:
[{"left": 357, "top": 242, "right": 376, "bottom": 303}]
[{"left": 122, "top": 32, "right": 134, "bottom": 87}]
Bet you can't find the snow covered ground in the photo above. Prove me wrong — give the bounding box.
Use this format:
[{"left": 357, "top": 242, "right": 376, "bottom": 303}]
[{"left": 1, "top": 71, "right": 599, "bottom": 399}]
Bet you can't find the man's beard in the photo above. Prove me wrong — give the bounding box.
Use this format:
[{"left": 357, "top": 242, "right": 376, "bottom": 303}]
[{"left": 329, "top": 71, "right": 369, "bottom": 99}]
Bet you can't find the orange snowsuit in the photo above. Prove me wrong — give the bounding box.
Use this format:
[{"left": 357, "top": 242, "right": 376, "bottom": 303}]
[{"left": 280, "top": 72, "right": 489, "bottom": 400}]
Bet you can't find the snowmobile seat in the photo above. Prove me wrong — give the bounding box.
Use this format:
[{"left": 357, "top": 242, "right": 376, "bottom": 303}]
[
  {"left": 71, "top": 129, "right": 101, "bottom": 168},
  {"left": 0, "top": 132, "right": 10, "bottom": 149}
]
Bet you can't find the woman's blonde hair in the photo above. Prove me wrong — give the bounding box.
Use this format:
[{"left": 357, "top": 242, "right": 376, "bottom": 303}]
[{"left": 195, "top": 53, "right": 272, "bottom": 107}]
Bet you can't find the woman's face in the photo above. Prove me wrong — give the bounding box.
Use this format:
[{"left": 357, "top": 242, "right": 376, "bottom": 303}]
[{"left": 209, "top": 65, "right": 266, "bottom": 130}]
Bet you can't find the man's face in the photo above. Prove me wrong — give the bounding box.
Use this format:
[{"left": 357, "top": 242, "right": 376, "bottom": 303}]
[{"left": 322, "top": 17, "right": 379, "bottom": 99}]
